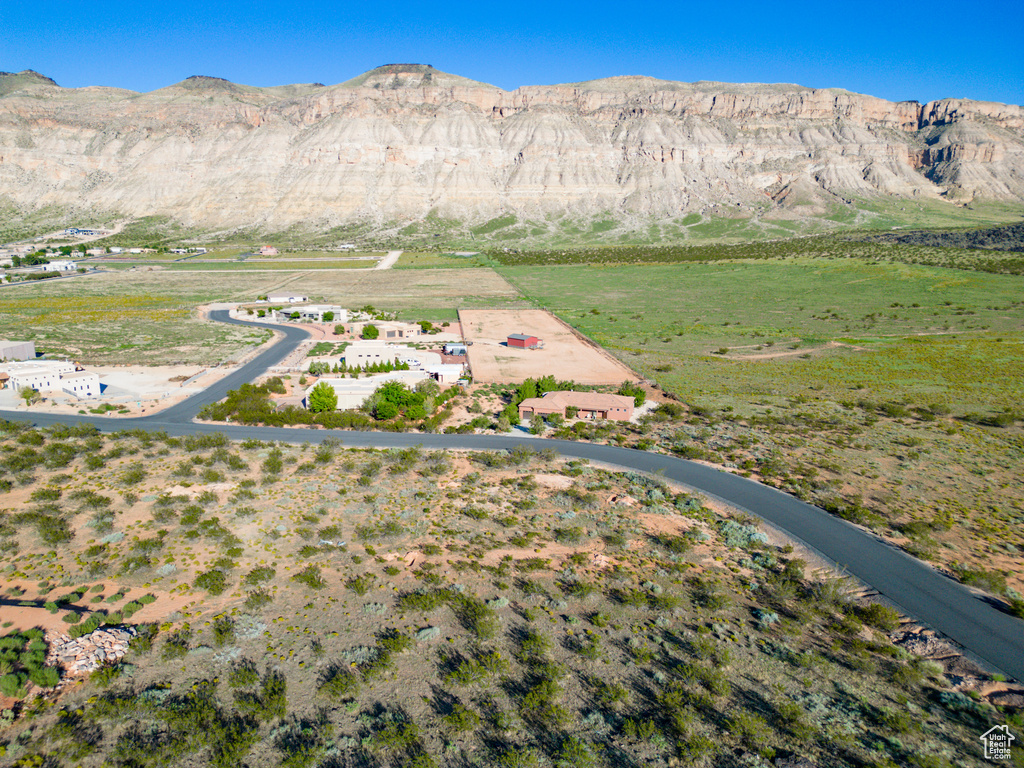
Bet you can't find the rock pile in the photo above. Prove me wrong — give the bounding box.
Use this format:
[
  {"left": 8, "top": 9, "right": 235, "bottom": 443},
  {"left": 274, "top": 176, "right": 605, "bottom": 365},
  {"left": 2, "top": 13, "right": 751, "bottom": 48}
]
[{"left": 45, "top": 627, "right": 137, "bottom": 676}]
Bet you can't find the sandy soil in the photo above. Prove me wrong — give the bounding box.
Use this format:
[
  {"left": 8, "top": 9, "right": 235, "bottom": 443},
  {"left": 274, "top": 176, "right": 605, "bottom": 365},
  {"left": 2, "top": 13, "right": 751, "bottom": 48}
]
[{"left": 459, "top": 309, "right": 639, "bottom": 385}]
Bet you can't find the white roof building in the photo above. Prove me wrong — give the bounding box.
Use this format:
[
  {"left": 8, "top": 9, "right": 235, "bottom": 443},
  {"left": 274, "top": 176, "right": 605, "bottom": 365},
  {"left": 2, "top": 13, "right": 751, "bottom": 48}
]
[
  {"left": 426, "top": 364, "right": 466, "bottom": 384},
  {"left": 304, "top": 370, "right": 430, "bottom": 411},
  {"left": 60, "top": 371, "right": 99, "bottom": 398},
  {"left": 42, "top": 260, "right": 77, "bottom": 272},
  {"left": 268, "top": 294, "right": 308, "bottom": 303}
]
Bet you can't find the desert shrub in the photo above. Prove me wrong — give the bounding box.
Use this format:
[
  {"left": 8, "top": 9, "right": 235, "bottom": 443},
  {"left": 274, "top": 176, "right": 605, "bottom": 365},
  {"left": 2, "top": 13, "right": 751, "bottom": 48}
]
[
  {"left": 245, "top": 589, "right": 273, "bottom": 610},
  {"left": 229, "top": 659, "right": 259, "bottom": 688},
  {"left": 194, "top": 569, "right": 229, "bottom": 596},
  {"left": 162, "top": 628, "right": 191, "bottom": 660},
  {"left": 440, "top": 702, "right": 480, "bottom": 733},
  {"left": 346, "top": 573, "right": 376, "bottom": 596},
  {"left": 292, "top": 565, "right": 326, "bottom": 589},
  {"left": 858, "top": 602, "right": 901, "bottom": 631},
  {"left": 243, "top": 566, "right": 276, "bottom": 586},
  {"left": 318, "top": 667, "right": 360, "bottom": 700},
  {"left": 212, "top": 615, "right": 235, "bottom": 647}
]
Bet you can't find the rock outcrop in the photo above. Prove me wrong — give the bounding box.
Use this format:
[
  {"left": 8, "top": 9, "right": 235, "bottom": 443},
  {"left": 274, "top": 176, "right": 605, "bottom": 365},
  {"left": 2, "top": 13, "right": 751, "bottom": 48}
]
[
  {"left": 45, "top": 626, "right": 136, "bottom": 676},
  {"left": 0, "top": 65, "right": 1021, "bottom": 230}
]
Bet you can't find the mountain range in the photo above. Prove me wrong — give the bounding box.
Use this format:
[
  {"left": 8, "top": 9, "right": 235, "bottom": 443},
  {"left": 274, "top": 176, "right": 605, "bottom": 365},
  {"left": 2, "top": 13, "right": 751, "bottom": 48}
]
[{"left": 1, "top": 64, "right": 1022, "bottom": 240}]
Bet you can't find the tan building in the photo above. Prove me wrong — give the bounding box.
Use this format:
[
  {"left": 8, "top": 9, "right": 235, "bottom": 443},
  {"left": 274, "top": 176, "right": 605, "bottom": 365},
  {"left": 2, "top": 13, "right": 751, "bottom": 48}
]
[
  {"left": 518, "top": 391, "right": 634, "bottom": 421},
  {"left": 0, "top": 340, "right": 36, "bottom": 362}
]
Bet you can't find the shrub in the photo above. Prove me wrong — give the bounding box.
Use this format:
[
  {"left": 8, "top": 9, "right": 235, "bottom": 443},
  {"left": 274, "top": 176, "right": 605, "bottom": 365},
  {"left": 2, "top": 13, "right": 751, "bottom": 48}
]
[
  {"left": 859, "top": 602, "right": 901, "bottom": 631},
  {"left": 318, "top": 667, "right": 360, "bottom": 700},
  {"left": 229, "top": 659, "right": 259, "bottom": 688},
  {"left": 194, "top": 570, "right": 229, "bottom": 596},
  {"left": 292, "top": 565, "right": 326, "bottom": 590}
]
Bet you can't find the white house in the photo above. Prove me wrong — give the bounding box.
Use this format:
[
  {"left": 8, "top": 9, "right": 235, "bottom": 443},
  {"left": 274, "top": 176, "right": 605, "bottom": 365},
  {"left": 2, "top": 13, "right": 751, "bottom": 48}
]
[
  {"left": 287, "top": 305, "right": 348, "bottom": 323},
  {"left": 268, "top": 294, "right": 308, "bottom": 304},
  {"left": 426, "top": 364, "right": 465, "bottom": 384},
  {"left": 6, "top": 362, "right": 75, "bottom": 392},
  {"left": 42, "top": 260, "right": 77, "bottom": 272},
  {"left": 60, "top": 371, "right": 99, "bottom": 398},
  {"left": 304, "top": 370, "right": 430, "bottom": 411}
]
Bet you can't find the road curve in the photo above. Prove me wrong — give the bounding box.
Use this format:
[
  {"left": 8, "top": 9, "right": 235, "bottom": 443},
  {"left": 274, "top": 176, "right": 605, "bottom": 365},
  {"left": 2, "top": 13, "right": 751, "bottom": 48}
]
[{"left": 2, "top": 312, "right": 1022, "bottom": 680}]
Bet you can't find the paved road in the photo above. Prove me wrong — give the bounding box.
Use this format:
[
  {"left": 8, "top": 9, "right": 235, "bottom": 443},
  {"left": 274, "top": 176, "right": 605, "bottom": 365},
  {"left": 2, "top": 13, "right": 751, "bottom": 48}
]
[{"left": 3, "top": 311, "right": 1022, "bottom": 681}]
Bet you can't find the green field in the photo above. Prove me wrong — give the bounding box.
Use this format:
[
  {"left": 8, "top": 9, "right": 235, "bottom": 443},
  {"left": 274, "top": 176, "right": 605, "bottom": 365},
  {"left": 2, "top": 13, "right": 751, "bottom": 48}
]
[
  {"left": 394, "top": 251, "right": 495, "bottom": 269},
  {"left": 501, "top": 259, "right": 1024, "bottom": 411}
]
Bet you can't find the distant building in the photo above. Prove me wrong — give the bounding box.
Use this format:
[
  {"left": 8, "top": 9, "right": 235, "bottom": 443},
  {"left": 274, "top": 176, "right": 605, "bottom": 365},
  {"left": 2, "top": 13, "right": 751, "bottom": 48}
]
[
  {"left": 507, "top": 333, "right": 541, "bottom": 349},
  {"left": 426, "top": 364, "right": 465, "bottom": 384},
  {"left": 371, "top": 322, "right": 421, "bottom": 339},
  {"left": 443, "top": 343, "right": 468, "bottom": 356},
  {"left": 268, "top": 294, "right": 307, "bottom": 303},
  {"left": 343, "top": 342, "right": 409, "bottom": 367},
  {"left": 5, "top": 361, "right": 76, "bottom": 393},
  {"left": 2, "top": 360, "right": 99, "bottom": 399},
  {"left": 259, "top": 246, "right": 279, "bottom": 256},
  {"left": 0, "top": 340, "right": 36, "bottom": 362},
  {"left": 60, "top": 371, "right": 99, "bottom": 398},
  {"left": 518, "top": 391, "right": 634, "bottom": 422},
  {"left": 303, "top": 370, "right": 431, "bottom": 411},
  {"left": 42, "top": 260, "right": 77, "bottom": 272},
  {"left": 291, "top": 305, "right": 347, "bottom": 323}
]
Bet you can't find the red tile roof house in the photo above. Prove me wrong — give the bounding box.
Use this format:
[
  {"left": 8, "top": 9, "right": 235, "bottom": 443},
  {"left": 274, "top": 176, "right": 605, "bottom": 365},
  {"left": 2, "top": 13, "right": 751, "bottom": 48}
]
[{"left": 518, "top": 391, "right": 634, "bottom": 421}]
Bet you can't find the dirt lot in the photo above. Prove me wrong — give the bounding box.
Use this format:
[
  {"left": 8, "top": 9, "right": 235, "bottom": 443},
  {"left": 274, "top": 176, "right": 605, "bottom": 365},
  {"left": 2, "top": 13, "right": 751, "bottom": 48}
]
[{"left": 459, "top": 309, "right": 638, "bottom": 384}]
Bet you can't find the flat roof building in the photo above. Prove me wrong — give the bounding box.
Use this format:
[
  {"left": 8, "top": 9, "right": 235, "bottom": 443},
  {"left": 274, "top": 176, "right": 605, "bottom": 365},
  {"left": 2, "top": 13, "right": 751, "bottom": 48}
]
[
  {"left": 518, "top": 391, "right": 634, "bottom": 422},
  {"left": 303, "top": 370, "right": 430, "bottom": 411}
]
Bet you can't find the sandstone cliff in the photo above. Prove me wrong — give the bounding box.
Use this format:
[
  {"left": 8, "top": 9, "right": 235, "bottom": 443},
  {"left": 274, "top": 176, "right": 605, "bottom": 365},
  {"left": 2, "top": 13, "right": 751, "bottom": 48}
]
[{"left": 0, "top": 65, "right": 1021, "bottom": 232}]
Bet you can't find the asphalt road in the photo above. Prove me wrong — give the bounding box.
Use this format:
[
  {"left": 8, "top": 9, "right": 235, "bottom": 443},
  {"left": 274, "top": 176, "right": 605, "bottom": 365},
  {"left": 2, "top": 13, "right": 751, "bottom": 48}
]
[{"left": 3, "top": 311, "right": 1022, "bottom": 681}]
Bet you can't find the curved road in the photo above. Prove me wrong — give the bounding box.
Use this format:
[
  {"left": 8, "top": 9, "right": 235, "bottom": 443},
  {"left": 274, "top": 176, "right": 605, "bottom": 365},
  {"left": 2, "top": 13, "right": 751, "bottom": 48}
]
[{"left": 2, "top": 311, "right": 1022, "bottom": 680}]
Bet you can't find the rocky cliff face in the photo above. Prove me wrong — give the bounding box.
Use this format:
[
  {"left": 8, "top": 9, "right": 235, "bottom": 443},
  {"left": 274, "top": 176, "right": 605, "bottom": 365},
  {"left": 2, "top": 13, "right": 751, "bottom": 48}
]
[{"left": 0, "top": 66, "right": 1021, "bottom": 231}]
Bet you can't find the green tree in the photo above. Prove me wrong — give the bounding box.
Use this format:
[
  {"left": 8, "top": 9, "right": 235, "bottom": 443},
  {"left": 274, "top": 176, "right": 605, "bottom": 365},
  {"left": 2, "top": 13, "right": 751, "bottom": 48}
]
[
  {"left": 376, "top": 401, "right": 399, "bottom": 420},
  {"left": 19, "top": 387, "right": 41, "bottom": 406},
  {"left": 290, "top": 311, "right": 301, "bottom": 320},
  {"left": 617, "top": 381, "right": 646, "bottom": 407},
  {"left": 362, "top": 324, "right": 379, "bottom": 340},
  {"left": 530, "top": 414, "right": 545, "bottom": 435},
  {"left": 334, "top": 324, "right": 346, "bottom": 335},
  {"left": 307, "top": 381, "right": 338, "bottom": 413},
  {"left": 323, "top": 311, "right": 334, "bottom": 322}
]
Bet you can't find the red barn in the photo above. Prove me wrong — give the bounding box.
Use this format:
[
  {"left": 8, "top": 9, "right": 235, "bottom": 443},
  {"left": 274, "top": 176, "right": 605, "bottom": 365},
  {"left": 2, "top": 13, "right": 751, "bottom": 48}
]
[{"left": 507, "top": 333, "right": 541, "bottom": 349}]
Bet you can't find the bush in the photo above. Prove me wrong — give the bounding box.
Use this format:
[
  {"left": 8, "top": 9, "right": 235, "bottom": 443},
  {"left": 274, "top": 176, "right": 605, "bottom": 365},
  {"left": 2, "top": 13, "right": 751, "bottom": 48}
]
[
  {"left": 292, "top": 565, "right": 326, "bottom": 590},
  {"left": 318, "top": 667, "right": 360, "bottom": 700},
  {"left": 0, "top": 672, "right": 27, "bottom": 698},
  {"left": 194, "top": 570, "right": 229, "bottom": 596},
  {"left": 858, "top": 602, "right": 901, "bottom": 631}
]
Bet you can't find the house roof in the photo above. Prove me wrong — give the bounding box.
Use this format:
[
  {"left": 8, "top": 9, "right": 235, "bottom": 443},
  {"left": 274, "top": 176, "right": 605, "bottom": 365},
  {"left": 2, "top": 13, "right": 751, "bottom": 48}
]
[
  {"left": 519, "top": 391, "right": 634, "bottom": 411},
  {"left": 508, "top": 333, "right": 537, "bottom": 341}
]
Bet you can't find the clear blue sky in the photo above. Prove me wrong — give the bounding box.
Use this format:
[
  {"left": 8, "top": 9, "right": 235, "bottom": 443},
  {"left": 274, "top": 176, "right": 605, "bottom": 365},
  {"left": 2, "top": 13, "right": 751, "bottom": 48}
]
[{"left": 2, "top": 0, "right": 1022, "bottom": 104}]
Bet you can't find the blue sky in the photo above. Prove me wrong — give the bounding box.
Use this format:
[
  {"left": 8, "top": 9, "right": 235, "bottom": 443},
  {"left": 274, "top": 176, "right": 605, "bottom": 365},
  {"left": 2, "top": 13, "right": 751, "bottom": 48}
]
[{"left": 2, "top": 0, "right": 1022, "bottom": 104}]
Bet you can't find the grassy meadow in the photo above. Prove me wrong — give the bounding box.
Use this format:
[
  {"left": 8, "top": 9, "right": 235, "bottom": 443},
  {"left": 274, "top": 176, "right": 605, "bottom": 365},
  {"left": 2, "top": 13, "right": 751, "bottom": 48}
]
[
  {"left": 0, "top": 424, "right": 1016, "bottom": 767},
  {"left": 499, "top": 256, "right": 1024, "bottom": 593}
]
